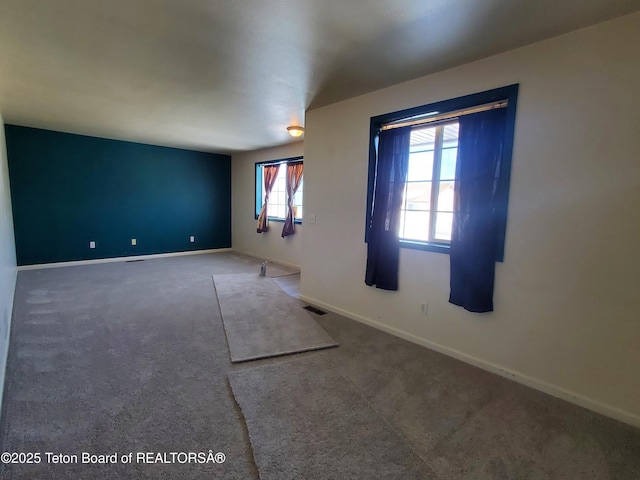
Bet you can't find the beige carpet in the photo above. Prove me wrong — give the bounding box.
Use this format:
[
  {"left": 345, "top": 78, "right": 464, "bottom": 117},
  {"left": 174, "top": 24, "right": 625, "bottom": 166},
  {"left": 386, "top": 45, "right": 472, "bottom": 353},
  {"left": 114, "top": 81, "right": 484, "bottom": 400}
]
[
  {"left": 2, "top": 252, "right": 638, "bottom": 479},
  {"left": 213, "top": 273, "right": 337, "bottom": 363},
  {"left": 228, "top": 357, "right": 432, "bottom": 480}
]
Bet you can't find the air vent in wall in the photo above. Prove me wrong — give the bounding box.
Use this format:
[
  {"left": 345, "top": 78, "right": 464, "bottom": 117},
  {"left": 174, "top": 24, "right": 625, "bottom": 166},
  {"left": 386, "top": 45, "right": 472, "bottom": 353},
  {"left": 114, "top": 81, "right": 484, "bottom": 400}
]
[{"left": 303, "top": 305, "right": 327, "bottom": 315}]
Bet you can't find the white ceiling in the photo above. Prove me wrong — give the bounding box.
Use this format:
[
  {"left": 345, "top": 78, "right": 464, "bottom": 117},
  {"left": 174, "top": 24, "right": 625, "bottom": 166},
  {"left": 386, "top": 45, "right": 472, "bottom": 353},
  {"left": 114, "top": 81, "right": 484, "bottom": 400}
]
[{"left": 0, "top": 0, "right": 638, "bottom": 154}]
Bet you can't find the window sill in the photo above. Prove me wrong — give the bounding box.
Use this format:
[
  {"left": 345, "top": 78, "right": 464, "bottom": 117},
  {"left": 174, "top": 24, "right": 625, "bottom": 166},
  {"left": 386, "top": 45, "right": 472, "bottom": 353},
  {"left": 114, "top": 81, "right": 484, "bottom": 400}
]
[
  {"left": 400, "top": 240, "right": 450, "bottom": 254},
  {"left": 254, "top": 216, "right": 302, "bottom": 225}
]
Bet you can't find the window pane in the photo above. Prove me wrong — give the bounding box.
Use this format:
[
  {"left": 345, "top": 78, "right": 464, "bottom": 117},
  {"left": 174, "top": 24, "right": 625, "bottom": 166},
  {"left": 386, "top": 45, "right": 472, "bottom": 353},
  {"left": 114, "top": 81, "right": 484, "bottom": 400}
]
[
  {"left": 276, "top": 189, "right": 286, "bottom": 206},
  {"left": 434, "top": 212, "right": 453, "bottom": 241},
  {"left": 404, "top": 181, "right": 431, "bottom": 211},
  {"left": 442, "top": 123, "right": 459, "bottom": 148},
  {"left": 437, "top": 181, "right": 455, "bottom": 212},
  {"left": 267, "top": 165, "right": 285, "bottom": 219},
  {"left": 275, "top": 204, "right": 287, "bottom": 218},
  {"left": 294, "top": 178, "right": 303, "bottom": 219},
  {"left": 407, "top": 151, "right": 434, "bottom": 181},
  {"left": 398, "top": 210, "right": 406, "bottom": 238},
  {"left": 410, "top": 126, "right": 436, "bottom": 152},
  {"left": 402, "top": 210, "right": 430, "bottom": 241},
  {"left": 439, "top": 148, "right": 458, "bottom": 180}
]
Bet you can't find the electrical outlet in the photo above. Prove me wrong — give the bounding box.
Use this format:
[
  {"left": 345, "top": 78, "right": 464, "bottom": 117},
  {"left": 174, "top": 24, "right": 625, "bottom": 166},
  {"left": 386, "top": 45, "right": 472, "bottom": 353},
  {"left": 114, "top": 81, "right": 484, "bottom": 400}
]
[
  {"left": 420, "top": 302, "right": 429, "bottom": 315},
  {"left": 131, "top": 238, "right": 137, "bottom": 246},
  {"left": 308, "top": 214, "right": 316, "bottom": 224},
  {"left": 190, "top": 236, "right": 195, "bottom": 243},
  {"left": 89, "top": 241, "right": 96, "bottom": 249}
]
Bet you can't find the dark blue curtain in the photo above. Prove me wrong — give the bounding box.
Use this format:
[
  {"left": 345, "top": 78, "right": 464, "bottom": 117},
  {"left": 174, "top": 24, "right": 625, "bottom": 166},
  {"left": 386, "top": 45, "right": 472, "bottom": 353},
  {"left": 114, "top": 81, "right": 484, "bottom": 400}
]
[
  {"left": 365, "top": 126, "right": 411, "bottom": 290},
  {"left": 449, "top": 108, "right": 507, "bottom": 312}
]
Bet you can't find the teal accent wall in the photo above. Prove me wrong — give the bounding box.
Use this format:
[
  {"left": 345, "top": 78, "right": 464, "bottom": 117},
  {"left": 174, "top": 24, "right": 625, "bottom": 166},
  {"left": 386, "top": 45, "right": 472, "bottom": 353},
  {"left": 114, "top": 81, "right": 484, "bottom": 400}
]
[{"left": 5, "top": 125, "right": 231, "bottom": 266}]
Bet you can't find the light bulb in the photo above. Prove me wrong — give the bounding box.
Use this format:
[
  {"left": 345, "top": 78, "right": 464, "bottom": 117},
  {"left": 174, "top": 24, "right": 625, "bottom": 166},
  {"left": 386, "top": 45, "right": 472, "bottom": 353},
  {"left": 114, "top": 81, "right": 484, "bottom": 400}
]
[{"left": 287, "top": 126, "right": 304, "bottom": 137}]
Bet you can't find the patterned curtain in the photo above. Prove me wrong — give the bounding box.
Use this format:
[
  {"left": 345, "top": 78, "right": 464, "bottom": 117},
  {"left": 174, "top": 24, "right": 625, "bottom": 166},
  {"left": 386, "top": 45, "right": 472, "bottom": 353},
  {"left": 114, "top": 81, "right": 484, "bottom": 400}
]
[
  {"left": 256, "top": 164, "right": 280, "bottom": 233},
  {"left": 281, "top": 162, "right": 304, "bottom": 237}
]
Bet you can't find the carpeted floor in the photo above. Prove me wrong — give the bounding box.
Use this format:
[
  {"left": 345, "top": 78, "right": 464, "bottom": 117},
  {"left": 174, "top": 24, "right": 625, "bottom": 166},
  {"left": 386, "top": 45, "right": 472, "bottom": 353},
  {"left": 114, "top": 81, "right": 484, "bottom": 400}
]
[
  {"left": 1, "top": 252, "right": 639, "bottom": 479},
  {"left": 214, "top": 273, "right": 337, "bottom": 363},
  {"left": 229, "top": 356, "right": 431, "bottom": 480}
]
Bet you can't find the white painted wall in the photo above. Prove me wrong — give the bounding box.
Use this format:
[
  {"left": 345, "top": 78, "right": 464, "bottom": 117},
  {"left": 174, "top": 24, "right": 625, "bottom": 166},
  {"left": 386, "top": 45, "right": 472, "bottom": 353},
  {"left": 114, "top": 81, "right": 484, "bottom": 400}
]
[
  {"left": 301, "top": 13, "right": 640, "bottom": 425},
  {"left": 232, "top": 142, "right": 304, "bottom": 268},
  {"left": 0, "top": 114, "right": 18, "bottom": 416}
]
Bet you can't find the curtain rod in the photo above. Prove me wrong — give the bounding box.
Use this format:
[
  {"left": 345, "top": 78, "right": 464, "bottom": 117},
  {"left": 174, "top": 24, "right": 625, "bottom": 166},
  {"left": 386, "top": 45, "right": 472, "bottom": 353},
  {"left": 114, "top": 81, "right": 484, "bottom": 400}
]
[{"left": 381, "top": 100, "right": 508, "bottom": 131}]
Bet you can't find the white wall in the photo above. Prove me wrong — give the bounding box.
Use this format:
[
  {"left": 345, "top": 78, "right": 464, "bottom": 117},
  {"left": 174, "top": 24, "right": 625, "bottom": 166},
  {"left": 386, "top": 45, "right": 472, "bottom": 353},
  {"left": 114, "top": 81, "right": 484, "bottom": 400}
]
[
  {"left": 301, "top": 12, "right": 640, "bottom": 425},
  {"left": 0, "top": 114, "right": 18, "bottom": 416},
  {"left": 232, "top": 142, "right": 304, "bottom": 268}
]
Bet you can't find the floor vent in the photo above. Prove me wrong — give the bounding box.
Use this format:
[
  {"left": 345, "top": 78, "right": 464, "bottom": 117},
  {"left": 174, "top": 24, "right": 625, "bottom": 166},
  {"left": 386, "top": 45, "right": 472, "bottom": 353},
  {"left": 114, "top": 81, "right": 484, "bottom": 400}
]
[
  {"left": 303, "top": 305, "right": 327, "bottom": 315},
  {"left": 126, "top": 259, "right": 145, "bottom": 263}
]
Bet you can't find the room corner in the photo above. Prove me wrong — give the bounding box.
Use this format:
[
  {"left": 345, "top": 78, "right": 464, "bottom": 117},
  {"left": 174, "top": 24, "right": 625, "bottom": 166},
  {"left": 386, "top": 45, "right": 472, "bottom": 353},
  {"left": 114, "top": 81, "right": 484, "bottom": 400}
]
[{"left": 0, "top": 115, "right": 18, "bottom": 419}]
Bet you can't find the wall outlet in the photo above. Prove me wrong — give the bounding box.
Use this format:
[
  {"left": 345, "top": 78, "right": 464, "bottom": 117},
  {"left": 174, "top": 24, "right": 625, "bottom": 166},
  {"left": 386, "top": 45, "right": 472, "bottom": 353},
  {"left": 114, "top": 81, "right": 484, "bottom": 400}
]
[
  {"left": 190, "top": 236, "right": 195, "bottom": 243},
  {"left": 308, "top": 214, "right": 316, "bottom": 224},
  {"left": 131, "top": 238, "right": 137, "bottom": 246},
  {"left": 89, "top": 241, "right": 96, "bottom": 249},
  {"left": 420, "top": 302, "right": 429, "bottom": 315}
]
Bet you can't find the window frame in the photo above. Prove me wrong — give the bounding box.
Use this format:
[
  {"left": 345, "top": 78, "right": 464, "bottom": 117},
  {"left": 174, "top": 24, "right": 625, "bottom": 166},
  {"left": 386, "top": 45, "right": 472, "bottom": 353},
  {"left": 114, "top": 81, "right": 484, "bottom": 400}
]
[
  {"left": 365, "top": 84, "right": 519, "bottom": 261},
  {"left": 255, "top": 156, "right": 304, "bottom": 224}
]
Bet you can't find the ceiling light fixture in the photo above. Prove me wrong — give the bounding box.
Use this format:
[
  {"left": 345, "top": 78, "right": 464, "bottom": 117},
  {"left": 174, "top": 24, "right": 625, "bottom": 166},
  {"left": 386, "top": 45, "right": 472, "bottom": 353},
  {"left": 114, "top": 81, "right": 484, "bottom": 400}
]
[{"left": 287, "top": 126, "right": 305, "bottom": 138}]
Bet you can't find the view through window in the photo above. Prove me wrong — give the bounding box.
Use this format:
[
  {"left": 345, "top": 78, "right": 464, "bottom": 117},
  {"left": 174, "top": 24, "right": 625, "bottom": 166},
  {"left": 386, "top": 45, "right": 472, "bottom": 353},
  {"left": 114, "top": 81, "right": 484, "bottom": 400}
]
[
  {"left": 259, "top": 163, "right": 303, "bottom": 221},
  {"left": 400, "top": 122, "right": 458, "bottom": 243}
]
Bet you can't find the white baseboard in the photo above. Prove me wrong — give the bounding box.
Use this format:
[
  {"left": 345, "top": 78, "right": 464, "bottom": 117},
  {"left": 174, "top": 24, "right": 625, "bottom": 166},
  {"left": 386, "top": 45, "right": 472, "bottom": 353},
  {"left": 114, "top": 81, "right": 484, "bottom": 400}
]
[
  {"left": 299, "top": 294, "right": 640, "bottom": 429},
  {"left": 17, "top": 248, "right": 233, "bottom": 271},
  {"left": 231, "top": 249, "right": 301, "bottom": 271}
]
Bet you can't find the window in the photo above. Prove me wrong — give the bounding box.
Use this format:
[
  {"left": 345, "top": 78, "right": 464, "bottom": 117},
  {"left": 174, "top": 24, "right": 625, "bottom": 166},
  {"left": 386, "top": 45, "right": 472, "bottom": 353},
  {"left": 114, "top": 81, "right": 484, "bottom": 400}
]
[
  {"left": 400, "top": 122, "right": 459, "bottom": 244},
  {"left": 366, "top": 85, "right": 518, "bottom": 259},
  {"left": 255, "top": 157, "right": 303, "bottom": 222}
]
